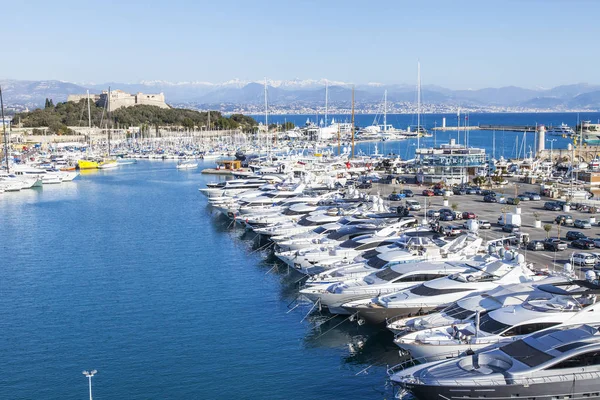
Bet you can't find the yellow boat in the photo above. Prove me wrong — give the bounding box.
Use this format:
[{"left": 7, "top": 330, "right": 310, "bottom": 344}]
[{"left": 78, "top": 159, "right": 99, "bottom": 169}]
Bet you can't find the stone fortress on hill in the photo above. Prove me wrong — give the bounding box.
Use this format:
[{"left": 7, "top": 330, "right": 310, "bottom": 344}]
[{"left": 67, "top": 89, "right": 169, "bottom": 112}]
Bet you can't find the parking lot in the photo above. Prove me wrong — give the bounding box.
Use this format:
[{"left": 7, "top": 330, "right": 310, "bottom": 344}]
[{"left": 373, "top": 179, "right": 600, "bottom": 276}]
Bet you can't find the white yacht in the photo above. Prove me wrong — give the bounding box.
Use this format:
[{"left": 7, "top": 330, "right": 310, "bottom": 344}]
[
  {"left": 389, "top": 323, "right": 600, "bottom": 400},
  {"left": 547, "top": 122, "right": 575, "bottom": 136},
  {"left": 342, "top": 253, "right": 538, "bottom": 325},
  {"left": 300, "top": 261, "right": 479, "bottom": 315},
  {"left": 394, "top": 278, "right": 600, "bottom": 361}
]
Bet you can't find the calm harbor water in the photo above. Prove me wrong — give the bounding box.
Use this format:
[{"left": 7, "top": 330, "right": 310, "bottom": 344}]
[{"left": 0, "top": 161, "right": 393, "bottom": 400}]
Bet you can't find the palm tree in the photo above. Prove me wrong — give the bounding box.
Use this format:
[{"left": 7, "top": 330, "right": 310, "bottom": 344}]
[{"left": 543, "top": 224, "right": 552, "bottom": 238}]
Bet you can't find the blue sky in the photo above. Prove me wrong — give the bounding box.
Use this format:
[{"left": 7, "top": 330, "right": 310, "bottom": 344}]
[{"left": 2, "top": 0, "right": 598, "bottom": 88}]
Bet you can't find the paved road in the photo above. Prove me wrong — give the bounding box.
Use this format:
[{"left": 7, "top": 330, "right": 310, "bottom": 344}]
[{"left": 372, "top": 180, "right": 600, "bottom": 276}]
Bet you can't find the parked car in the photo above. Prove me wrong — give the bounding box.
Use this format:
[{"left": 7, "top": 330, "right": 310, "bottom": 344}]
[
  {"left": 572, "top": 238, "right": 595, "bottom": 250},
  {"left": 572, "top": 252, "right": 597, "bottom": 266},
  {"left": 462, "top": 211, "right": 476, "bottom": 219},
  {"left": 466, "top": 187, "right": 478, "bottom": 195},
  {"left": 566, "top": 231, "right": 587, "bottom": 241},
  {"left": 481, "top": 190, "right": 495, "bottom": 197},
  {"left": 422, "top": 189, "right": 434, "bottom": 196},
  {"left": 543, "top": 238, "right": 568, "bottom": 251},
  {"left": 388, "top": 192, "right": 406, "bottom": 201},
  {"left": 555, "top": 215, "right": 574, "bottom": 225},
  {"left": 506, "top": 197, "right": 518, "bottom": 205},
  {"left": 483, "top": 195, "right": 497, "bottom": 203},
  {"left": 439, "top": 212, "right": 454, "bottom": 221},
  {"left": 478, "top": 220, "right": 491, "bottom": 229},
  {"left": 544, "top": 202, "right": 562, "bottom": 211},
  {"left": 357, "top": 181, "right": 372, "bottom": 189},
  {"left": 426, "top": 209, "right": 441, "bottom": 218},
  {"left": 405, "top": 200, "right": 421, "bottom": 211},
  {"left": 523, "top": 192, "right": 541, "bottom": 201},
  {"left": 502, "top": 224, "right": 520, "bottom": 233},
  {"left": 401, "top": 189, "right": 414, "bottom": 198},
  {"left": 444, "top": 226, "right": 463, "bottom": 236},
  {"left": 517, "top": 194, "right": 530, "bottom": 201},
  {"left": 527, "top": 240, "right": 545, "bottom": 251},
  {"left": 574, "top": 219, "right": 592, "bottom": 229},
  {"left": 433, "top": 188, "right": 445, "bottom": 196},
  {"left": 593, "top": 238, "right": 600, "bottom": 248}
]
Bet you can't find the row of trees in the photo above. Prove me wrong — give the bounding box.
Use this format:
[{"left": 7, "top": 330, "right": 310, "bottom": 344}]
[{"left": 13, "top": 100, "right": 258, "bottom": 134}]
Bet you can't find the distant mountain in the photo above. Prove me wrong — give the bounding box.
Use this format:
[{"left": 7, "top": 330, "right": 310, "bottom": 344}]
[
  {"left": 1, "top": 78, "right": 599, "bottom": 110},
  {"left": 0, "top": 79, "right": 88, "bottom": 106},
  {"left": 568, "top": 91, "right": 600, "bottom": 109}
]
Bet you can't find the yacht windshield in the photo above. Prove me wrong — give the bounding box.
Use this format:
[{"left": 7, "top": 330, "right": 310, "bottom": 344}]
[
  {"left": 500, "top": 340, "right": 554, "bottom": 367},
  {"left": 479, "top": 313, "right": 512, "bottom": 334},
  {"left": 366, "top": 256, "right": 389, "bottom": 269},
  {"left": 374, "top": 268, "right": 403, "bottom": 282},
  {"left": 313, "top": 227, "right": 327, "bottom": 234},
  {"left": 408, "top": 285, "right": 474, "bottom": 297},
  {"left": 339, "top": 239, "right": 359, "bottom": 249},
  {"left": 443, "top": 303, "right": 475, "bottom": 320}
]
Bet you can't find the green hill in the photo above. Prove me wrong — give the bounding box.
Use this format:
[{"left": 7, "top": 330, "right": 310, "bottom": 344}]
[{"left": 12, "top": 100, "right": 257, "bottom": 134}]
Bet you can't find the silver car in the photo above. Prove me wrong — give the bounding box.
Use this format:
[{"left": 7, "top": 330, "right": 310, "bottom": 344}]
[{"left": 574, "top": 219, "right": 592, "bottom": 229}]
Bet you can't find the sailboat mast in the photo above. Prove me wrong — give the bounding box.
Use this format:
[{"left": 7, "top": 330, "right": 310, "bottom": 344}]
[
  {"left": 417, "top": 61, "right": 421, "bottom": 149},
  {"left": 108, "top": 86, "right": 111, "bottom": 156},
  {"left": 0, "top": 86, "right": 9, "bottom": 172},
  {"left": 325, "top": 79, "right": 328, "bottom": 127},
  {"left": 337, "top": 123, "right": 341, "bottom": 156},
  {"left": 351, "top": 85, "right": 355, "bottom": 159},
  {"left": 87, "top": 90, "right": 92, "bottom": 130},
  {"left": 383, "top": 90, "right": 387, "bottom": 131},
  {"left": 264, "top": 77, "right": 268, "bottom": 154}
]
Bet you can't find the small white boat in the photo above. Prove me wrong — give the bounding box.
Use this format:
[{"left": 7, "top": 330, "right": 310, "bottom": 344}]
[
  {"left": 117, "top": 160, "right": 137, "bottom": 166},
  {"left": 176, "top": 161, "right": 198, "bottom": 170}
]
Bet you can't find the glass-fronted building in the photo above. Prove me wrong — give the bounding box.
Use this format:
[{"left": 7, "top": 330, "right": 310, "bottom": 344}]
[{"left": 415, "top": 139, "right": 487, "bottom": 185}]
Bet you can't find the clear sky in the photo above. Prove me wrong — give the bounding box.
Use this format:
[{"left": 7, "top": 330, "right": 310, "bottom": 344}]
[{"left": 2, "top": 0, "right": 598, "bottom": 89}]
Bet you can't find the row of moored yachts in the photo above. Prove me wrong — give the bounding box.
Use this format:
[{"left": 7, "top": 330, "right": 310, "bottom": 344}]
[
  {"left": 0, "top": 163, "right": 79, "bottom": 193},
  {"left": 200, "top": 171, "right": 600, "bottom": 400}
]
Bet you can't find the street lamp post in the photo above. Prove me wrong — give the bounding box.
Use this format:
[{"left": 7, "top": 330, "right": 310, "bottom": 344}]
[
  {"left": 82, "top": 370, "right": 97, "bottom": 400},
  {"left": 547, "top": 139, "right": 557, "bottom": 165}
]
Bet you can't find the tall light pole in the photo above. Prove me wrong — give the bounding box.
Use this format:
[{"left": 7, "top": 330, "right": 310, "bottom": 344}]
[
  {"left": 547, "top": 139, "right": 557, "bottom": 165},
  {"left": 82, "top": 370, "right": 97, "bottom": 400}
]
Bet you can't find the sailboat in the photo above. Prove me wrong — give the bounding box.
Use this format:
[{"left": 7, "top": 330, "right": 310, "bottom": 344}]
[
  {"left": 97, "top": 87, "right": 119, "bottom": 170},
  {"left": 405, "top": 62, "right": 431, "bottom": 140},
  {"left": 78, "top": 90, "right": 100, "bottom": 169}
]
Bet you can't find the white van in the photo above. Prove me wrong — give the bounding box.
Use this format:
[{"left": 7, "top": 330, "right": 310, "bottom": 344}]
[
  {"left": 405, "top": 200, "right": 421, "bottom": 211},
  {"left": 498, "top": 213, "right": 522, "bottom": 227},
  {"left": 572, "top": 253, "right": 597, "bottom": 266}
]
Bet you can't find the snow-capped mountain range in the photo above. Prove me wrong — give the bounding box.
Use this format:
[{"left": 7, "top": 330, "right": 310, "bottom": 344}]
[{"left": 2, "top": 78, "right": 600, "bottom": 110}]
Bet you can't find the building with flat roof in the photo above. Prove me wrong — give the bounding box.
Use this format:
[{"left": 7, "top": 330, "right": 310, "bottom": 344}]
[{"left": 67, "top": 90, "right": 169, "bottom": 111}]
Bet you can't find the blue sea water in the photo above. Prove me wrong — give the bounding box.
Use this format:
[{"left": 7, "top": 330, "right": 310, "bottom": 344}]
[
  {"left": 0, "top": 162, "right": 394, "bottom": 400},
  {"left": 263, "top": 112, "right": 600, "bottom": 159},
  {"left": 2, "top": 112, "right": 600, "bottom": 399}
]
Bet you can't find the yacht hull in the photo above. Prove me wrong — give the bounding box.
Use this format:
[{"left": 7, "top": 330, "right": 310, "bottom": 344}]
[
  {"left": 400, "top": 380, "right": 600, "bottom": 400},
  {"left": 78, "top": 160, "right": 98, "bottom": 169},
  {"left": 345, "top": 304, "right": 436, "bottom": 325}
]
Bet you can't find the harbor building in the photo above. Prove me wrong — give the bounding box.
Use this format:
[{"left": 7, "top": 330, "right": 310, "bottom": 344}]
[
  {"left": 67, "top": 90, "right": 169, "bottom": 111},
  {"left": 415, "top": 138, "right": 487, "bottom": 185}
]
